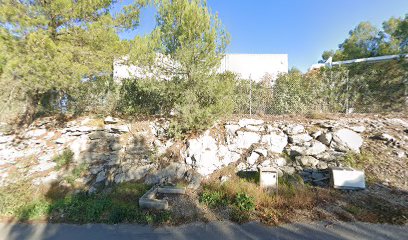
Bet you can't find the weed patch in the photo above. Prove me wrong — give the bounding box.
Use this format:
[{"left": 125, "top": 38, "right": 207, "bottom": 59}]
[
  {"left": 53, "top": 149, "right": 74, "bottom": 170},
  {"left": 199, "top": 189, "right": 228, "bottom": 208},
  {"left": 64, "top": 163, "right": 89, "bottom": 185},
  {"left": 234, "top": 192, "right": 255, "bottom": 212},
  {"left": 0, "top": 181, "right": 171, "bottom": 224},
  {"left": 342, "top": 151, "right": 375, "bottom": 169},
  {"left": 199, "top": 172, "right": 325, "bottom": 224}
]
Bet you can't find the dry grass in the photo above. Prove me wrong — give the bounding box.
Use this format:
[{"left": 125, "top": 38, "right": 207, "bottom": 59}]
[
  {"left": 88, "top": 118, "right": 105, "bottom": 128},
  {"left": 304, "top": 112, "right": 337, "bottom": 120},
  {"left": 200, "top": 172, "right": 337, "bottom": 225}
]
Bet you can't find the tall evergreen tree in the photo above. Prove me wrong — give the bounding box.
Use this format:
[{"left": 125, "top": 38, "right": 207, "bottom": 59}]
[
  {"left": 0, "top": 0, "right": 147, "bottom": 121},
  {"left": 127, "top": 0, "right": 233, "bottom": 136}
]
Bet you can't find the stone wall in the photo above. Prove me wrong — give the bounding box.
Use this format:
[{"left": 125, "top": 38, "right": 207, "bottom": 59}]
[
  {"left": 184, "top": 119, "right": 364, "bottom": 184},
  {"left": 0, "top": 115, "right": 407, "bottom": 192}
]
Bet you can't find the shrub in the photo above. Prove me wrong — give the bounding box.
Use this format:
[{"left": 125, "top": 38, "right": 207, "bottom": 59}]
[
  {"left": 16, "top": 200, "right": 50, "bottom": 221},
  {"left": 199, "top": 189, "right": 227, "bottom": 208},
  {"left": 342, "top": 151, "right": 376, "bottom": 168},
  {"left": 230, "top": 207, "right": 251, "bottom": 223},
  {"left": 269, "top": 61, "right": 408, "bottom": 115},
  {"left": 53, "top": 149, "right": 74, "bottom": 170},
  {"left": 234, "top": 73, "right": 275, "bottom": 115},
  {"left": 168, "top": 72, "right": 236, "bottom": 138},
  {"left": 117, "top": 78, "right": 176, "bottom": 115},
  {"left": 234, "top": 192, "right": 255, "bottom": 212},
  {"left": 151, "top": 0, "right": 233, "bottom": 138},
  {"left": 65, "top": 163, "right": 89, "bottom": 185}
]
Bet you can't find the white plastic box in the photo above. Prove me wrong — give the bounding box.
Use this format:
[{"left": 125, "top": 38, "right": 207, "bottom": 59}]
[
  {"left": 330, "top": 167, "right": 366, "bottom": 190},
  {"left": 258, "top": 167, "right": 278, "bottom": 192}
]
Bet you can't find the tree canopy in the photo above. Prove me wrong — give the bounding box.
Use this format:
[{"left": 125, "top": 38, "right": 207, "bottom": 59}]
[
  {"left": 0, "top": 0, "right": 234, "bottom": 135},
  {"left": 0, "top": 0, "right": 147, "bottom": 120},
  {"left": 322, "top": 14, "right": 408, "bottom": 62}
]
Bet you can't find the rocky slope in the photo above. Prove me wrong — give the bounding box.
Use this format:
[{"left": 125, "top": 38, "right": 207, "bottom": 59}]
[{"left": 0, "top": 114, "right": 407, "bottom": 192}]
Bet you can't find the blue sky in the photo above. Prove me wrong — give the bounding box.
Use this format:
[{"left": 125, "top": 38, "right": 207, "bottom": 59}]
[{"left": 113, "top": 0, "right": 408, "bottom": 72}]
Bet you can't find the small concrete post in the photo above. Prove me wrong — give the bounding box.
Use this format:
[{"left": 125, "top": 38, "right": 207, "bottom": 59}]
[{"left": 258, "top": 167, "right": 278, "bottom": 192}]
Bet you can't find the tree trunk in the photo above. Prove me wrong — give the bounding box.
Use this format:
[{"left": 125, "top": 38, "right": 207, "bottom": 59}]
[{"left": 18, "top": 93, "right": 40, "bottom": 127}]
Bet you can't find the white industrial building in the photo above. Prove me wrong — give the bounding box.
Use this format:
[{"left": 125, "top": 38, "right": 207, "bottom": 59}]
[
  {"left": 219, "top": 54, "right": 288, "bottom": 82},
  {"left": 113, "top": 54, "right": 288, "bottom": 83}
]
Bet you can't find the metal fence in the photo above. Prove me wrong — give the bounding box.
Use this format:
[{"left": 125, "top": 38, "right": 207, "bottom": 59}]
[{"left": 234, "top": 62, "right": 408, "bottom": 115}]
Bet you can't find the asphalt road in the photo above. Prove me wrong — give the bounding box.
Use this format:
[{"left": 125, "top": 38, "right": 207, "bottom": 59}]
[{"left": 1, "top": 221, "right": 407, "bottom": 240}]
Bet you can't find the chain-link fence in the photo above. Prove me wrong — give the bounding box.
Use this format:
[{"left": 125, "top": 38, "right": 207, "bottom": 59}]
[
  {"left": 4, "top": 59, "right": 406, "bottom": 124},
  {"left": 233, "top": 60, "right": 408, "bottom": 115}
]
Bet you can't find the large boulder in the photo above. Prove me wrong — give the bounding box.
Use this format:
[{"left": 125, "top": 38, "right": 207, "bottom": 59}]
[
  {"left": 253, "top": 148, "right": 267, "bottom": 157},
  {"left": 104, "top": 116, "right": 118, "bottom": 124},
  {"left": 331, "top": 129, "right": 363, "bottom": 153},
  {"left": 186, "top": 133, "right": 217, "bottom": 156},
  {"left": 247, "top": 152, "right": 260, "bottom": 166},
  {"left": 315, "top": 150, "right": 345, "bottom": 162},
  {"left": 261, "top": 130, "right": 288, "bottom": 153},
  {"left": 225, "top": 124, "right": 240, "bottom": 136},
  {"left": 238, "top": 119, "right": 264, "bottom": 128},
  {"left": 317, "top": 133, "right": 332, "bottom": 146},
  {"left": 289, "top": 133, "right": 312, "bottom": 145},
  {"left": 69, "top": 135, "right": 89, "bottom": 162},
  {"left": 288, "top": 140, "right": 326, "bottom": 156},
  {"left": 288, "top": 145, "right": 306, "bottom": 157},
  {"left": 284, "top": 124, "right": 305, "bottom": 135},
  {"left": 188, "top": 150, "right": 218, "bottom": 176},
  {"left": 274, "top": 157, "right": 287, "bottom": 167},
  {"left": 246, "top": 125, "right": 264, "bottom": 132},
  {"left": 218, "top": 145, "right": 241, "bottom": 165},
  {"left": 349, "top": 126, "right": 365, "bottom": 133},
  {"left": 25, "top": 129, "right": 47, "bottom": 138},
  {"left": 236, "top": 131, "right": 261, "bottom": 149},
  {"left": 296, "top": 156, "right": 319, "bottom": 168},
  {"left": 115, "top": 164, "right": 155, "bottom": 183},
  {"left": 304, "top": 140, "right": 327, "bottom": 156},
  {"left": 186, "top": 133, "right": 218, "bottom": 176},
  {"left": 185, "top": 132, "right": 241, "bottom": 176},
  {"left": 144, "top": 162, "right": 188, "bottom": 185}
]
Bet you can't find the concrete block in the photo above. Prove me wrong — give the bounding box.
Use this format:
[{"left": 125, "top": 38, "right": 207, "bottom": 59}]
[
  {"left": 139, "top": 186, "right": 169, "bottom": 210},
  {"left": 143, "top": 187, "right": 158, "bottom": 200},
  {"left": 157, "top": 186, "right": 186, "bottom": 194},
  {"left": 139, "top": 198, "right": 169, "bottom": 210},
  {"left": 139, "top": 185, "right": 187, "bottom": 210}
]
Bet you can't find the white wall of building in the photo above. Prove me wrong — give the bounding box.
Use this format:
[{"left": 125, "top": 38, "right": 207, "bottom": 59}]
[
  {"left": 219, "top": 54, "right": 288, "bottom": 82},
  {"left": 113, "top": 54, "right": 288, "bottom": 83}
]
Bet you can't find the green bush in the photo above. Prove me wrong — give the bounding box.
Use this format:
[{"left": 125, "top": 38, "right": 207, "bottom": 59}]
[
  {"left": 230, "top": 207, "right": 251, "bottom": 223},
  {"left": 16, "top": 200, "right": 50, "bottom": 221},
  {"left": 234, "top": 192, "right": 255, "bottom": 212},
  {"left": 271, "top": 69, "right": 321, "bottom": 114},
  {"left": 168, "top": 72, "right": 236, "bottom": 138},
  {"left": 53, "top": 149, "right": 74, "bottom": 170},
  {"left": 117, "top": 78, "right": 177, "bottom": 115},
  {"left": 234, "top": 73, "right": 275, "bottom": 115},
  {"left": 269, "top": 61, "right": 408, "bottom": 115},
  {"left": 72, "top": 76, "right": 119, "bottom": 116},
  {"left": 342, "top": 151, "right": 375, "bottom": 169},
  {"left": 65, "top": 163, "right": 89, "bottom": 185},
  {"left": 199, "top": 189, "right": 228, "bottom": 208}
]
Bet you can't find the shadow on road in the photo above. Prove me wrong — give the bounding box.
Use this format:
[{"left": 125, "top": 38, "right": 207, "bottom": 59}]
[{"left": 1, "top": 220, "right": 408, "bottom": 240}]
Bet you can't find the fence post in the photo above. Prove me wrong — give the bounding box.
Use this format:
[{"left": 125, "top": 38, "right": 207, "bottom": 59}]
[
  {"left": 249, "top": 74, "right": 252, "bottom": 116},
  {"left": 345, "top": 70, "right": 350, "bottom": 114}
]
